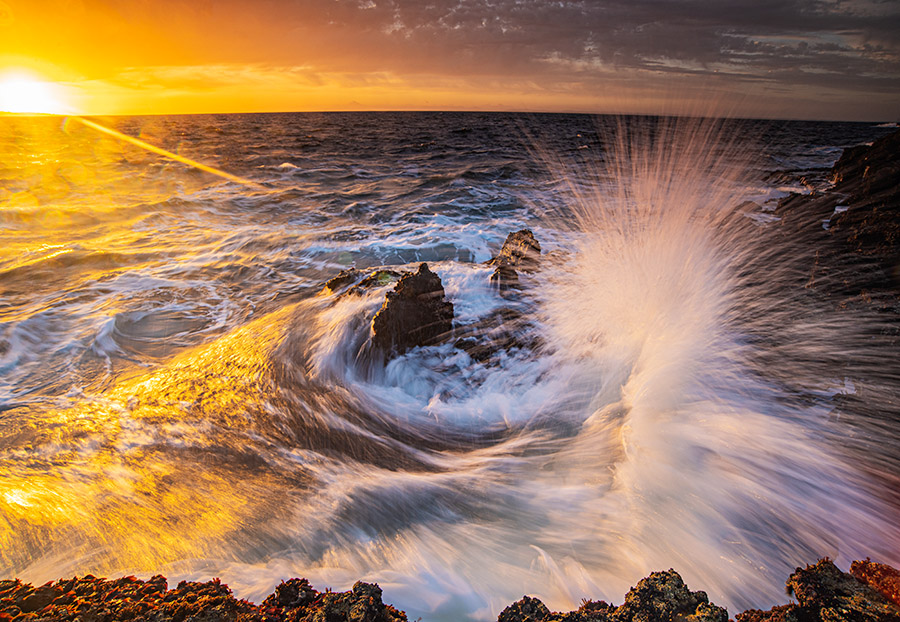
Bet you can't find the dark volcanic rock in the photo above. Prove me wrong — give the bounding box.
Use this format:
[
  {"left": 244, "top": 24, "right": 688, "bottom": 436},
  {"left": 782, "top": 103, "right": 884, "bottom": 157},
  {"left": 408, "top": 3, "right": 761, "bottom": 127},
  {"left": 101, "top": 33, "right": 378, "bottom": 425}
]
[
  {"left": 371, "top": 262, "right": 454, "bottom": 354},
  {"left": 486, "top": 229, "right": 542, "bottom": 290},
  {"left": 826, "top": 129, "right": 900, "bottom": 266},
  {"left": 353, "top": 269, "right": 402, "bottom": 294},
  {"left": 295, "top": 581, "right": 405, "bottom": 622},
  {"left": 831, "top": 130, "right": 900, "bottom": 193},
  {"left": 262, "top": 578, "right": 318, "bottom": 609},
  {"left": 774, "top": 128, "right": 900, "bottom": 299}
]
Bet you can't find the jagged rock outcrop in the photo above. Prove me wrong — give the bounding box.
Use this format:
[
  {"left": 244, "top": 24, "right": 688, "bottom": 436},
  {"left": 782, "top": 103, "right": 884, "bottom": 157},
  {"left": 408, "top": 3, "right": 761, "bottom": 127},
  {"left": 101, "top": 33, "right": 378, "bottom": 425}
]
[
  {"left": 371, "top": 262, "right": 454, "bottom": 354},
  {"left": 774, "top": 128, "right": 900, "bottom": 296},
  {"left": 827, "top": 129, "right": 900, "bottom": 262},
  {"left": 485, "top": 229, "right": 542, "bottom": 290}
]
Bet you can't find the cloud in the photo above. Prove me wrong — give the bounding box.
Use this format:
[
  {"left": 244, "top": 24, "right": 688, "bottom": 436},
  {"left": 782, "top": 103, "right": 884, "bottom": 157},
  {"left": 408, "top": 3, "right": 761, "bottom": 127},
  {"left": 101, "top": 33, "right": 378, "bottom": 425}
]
[
  {"left": 6, "top": 0, "right": 899, "bottom": 118},
  {"left": 172, "top": 0, "right": 897, "bottom": 108}
]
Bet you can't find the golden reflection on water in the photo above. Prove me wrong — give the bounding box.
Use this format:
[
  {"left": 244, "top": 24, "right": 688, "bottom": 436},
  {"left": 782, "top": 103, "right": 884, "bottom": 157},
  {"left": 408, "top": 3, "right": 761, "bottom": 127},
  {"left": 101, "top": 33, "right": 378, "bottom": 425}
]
[{"left": 0, "top": 306, "right": 303, "bottom": 578}]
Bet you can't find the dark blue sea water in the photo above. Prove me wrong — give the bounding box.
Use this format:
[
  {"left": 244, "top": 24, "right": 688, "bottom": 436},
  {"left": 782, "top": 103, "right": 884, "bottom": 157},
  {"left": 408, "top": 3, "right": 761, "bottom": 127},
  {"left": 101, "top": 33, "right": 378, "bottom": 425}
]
[{"left": 1, "top": 112, "right": 898, "bottom": 620}]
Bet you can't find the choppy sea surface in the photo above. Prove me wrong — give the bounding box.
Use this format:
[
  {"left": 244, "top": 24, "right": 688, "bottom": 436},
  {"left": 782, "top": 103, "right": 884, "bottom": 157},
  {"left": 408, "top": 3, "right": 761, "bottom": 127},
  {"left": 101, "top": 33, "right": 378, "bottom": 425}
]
[{"left": 1, "top": 112, "right": 898, "bottom": 620}]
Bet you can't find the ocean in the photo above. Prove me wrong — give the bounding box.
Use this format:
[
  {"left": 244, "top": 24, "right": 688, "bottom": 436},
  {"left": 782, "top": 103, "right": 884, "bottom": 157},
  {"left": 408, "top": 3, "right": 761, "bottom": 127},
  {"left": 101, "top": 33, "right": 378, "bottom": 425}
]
[{"left": 1, "top": 112, "right": 898, "bottom": 621}]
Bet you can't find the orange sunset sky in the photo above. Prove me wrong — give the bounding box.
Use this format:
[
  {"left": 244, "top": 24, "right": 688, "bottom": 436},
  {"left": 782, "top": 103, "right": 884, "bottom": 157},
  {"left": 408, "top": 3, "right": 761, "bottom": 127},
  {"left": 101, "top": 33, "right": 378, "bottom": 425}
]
[{"left": 0, "top": 0, "right": 898, "bottom": 120}]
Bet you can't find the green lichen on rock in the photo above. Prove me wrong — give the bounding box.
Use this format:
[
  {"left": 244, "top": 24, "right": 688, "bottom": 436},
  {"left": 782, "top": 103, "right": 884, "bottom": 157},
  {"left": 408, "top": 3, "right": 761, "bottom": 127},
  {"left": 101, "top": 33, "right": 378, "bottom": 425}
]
[
  {"left": 498, "top": 595, "right": 554, "bottom": 622},
  {"left": 615, "top": 570, "right": 728, "bottom": 622}
]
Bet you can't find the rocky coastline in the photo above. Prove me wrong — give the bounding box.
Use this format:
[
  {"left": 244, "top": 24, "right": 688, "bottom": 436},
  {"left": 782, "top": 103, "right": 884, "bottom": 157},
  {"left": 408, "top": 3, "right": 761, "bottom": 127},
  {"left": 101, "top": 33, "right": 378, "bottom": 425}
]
[
  {"left": 1, "top": 558, "right": 898, "bottom": 621},
  {"left": 3, "top": 131, "right": 898, "bottom": 622},
  {"left": 775, "top": 127, "right": 900, "bottom": 306}
]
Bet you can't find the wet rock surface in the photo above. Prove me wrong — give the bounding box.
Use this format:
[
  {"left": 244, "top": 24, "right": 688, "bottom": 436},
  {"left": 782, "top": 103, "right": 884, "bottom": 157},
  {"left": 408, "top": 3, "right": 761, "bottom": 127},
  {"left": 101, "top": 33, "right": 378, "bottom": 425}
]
[
  {"left": 775, "top": 128, "right": 900, "bottom": 297},
  {"left": 485, "top": 229, "right": 542, "bottom": 291},
  {"left": 320, "top": 268, "right": 402, "bottom": 296},
  {"left": 371, "top": 262, "right": 454, "bottom": 355}
]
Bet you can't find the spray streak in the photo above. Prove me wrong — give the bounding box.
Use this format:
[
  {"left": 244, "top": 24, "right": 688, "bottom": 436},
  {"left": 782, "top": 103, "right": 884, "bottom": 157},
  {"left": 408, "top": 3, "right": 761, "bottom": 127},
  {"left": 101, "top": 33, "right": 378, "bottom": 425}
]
[{"left": 68, "top": 116, "right": 264, "bottom": 189}]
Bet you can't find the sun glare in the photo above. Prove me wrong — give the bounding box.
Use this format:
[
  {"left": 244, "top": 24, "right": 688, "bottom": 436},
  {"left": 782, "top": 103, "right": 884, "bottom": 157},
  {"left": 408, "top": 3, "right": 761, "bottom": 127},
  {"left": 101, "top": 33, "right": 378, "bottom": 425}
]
[{"left": 0, "top": 71, "right": 69, "bottom": 114}]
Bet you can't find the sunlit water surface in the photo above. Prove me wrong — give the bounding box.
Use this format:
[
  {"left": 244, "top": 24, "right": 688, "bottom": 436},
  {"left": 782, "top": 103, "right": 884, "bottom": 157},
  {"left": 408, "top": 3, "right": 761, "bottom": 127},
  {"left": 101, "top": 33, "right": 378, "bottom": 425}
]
[{"left": 1, "top": 113, "right": 898, "bottom": 621}]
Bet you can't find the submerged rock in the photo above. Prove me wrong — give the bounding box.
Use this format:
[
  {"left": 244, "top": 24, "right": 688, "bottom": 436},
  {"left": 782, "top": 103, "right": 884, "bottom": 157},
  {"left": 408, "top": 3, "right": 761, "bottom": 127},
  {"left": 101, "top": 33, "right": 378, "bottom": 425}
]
[
  {"left": 371, "top": 262, "right": 454, "bottom": 355},
  {"left": 453, "top": 306, "right": 540, "bottom": 364},
  {"left": 321, "top": 268, "right": 402, "bottom": 296},
  {"left": 322, "top": 268, "right": 363, "bottom": 295}
]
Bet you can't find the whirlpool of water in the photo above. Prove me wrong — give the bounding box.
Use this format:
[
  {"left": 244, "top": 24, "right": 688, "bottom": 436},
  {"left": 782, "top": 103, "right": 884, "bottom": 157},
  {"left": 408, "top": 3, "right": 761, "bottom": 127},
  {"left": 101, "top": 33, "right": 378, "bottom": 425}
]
[{"left": 0, "top": 112, "right": 897, "bottom": 621}]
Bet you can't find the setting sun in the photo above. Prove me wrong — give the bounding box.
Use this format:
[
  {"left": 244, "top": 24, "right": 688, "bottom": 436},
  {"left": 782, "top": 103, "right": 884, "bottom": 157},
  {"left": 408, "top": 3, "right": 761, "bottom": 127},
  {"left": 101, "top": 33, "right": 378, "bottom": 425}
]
[{"left": 0, "top": 70, "right": 69, "bottom": 114}]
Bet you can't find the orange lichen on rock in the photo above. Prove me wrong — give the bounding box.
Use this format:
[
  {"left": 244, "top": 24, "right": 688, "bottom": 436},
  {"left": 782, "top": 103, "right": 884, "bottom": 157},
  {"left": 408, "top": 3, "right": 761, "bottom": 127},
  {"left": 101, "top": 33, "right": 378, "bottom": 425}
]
[
  {"left": 851, "top": 559, "right": 900, "bottom": 609},
  {"left": 0, "top": 575, "right": 406, "bottom": 622}
]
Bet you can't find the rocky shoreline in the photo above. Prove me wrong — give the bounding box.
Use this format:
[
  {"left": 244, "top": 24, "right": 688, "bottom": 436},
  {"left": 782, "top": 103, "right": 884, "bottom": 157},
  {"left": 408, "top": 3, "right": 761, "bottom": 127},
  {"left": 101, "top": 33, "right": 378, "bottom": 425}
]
[
  {"left": 1, "top": 558, "right": 898, "bottom": 621},
  {"left": 4, "top": 132, "right": 898, "bottom": 622},
  {"left": 774, "top": 128, "right": 900, "bottom": 307}
]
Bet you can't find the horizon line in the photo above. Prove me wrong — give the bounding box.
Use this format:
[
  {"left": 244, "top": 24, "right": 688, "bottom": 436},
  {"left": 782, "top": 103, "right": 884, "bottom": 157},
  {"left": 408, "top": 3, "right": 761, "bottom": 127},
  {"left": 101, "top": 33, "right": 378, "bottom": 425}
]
[{"left": 1, "top": 110, "right": 895, "bottom": 124}]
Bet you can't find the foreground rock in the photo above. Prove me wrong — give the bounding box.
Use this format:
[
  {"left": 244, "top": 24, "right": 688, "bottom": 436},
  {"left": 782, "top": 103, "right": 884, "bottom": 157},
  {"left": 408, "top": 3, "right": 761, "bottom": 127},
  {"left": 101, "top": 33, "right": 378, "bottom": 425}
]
[
  {"left": 736, "top": 559, "right": 900, "bottom": 622},
  {"left": 498, "top": 569, "right": 727, "bottom": 622},
  {"left": 852, "top": 559, "right": 900, "bottom": 609},
  {"left": 371, "top": 262, "right": 454, "bottom": 355},
  {"left": 1, "top": 559, "right": 898, "bottom": 622},
  {"left": 499, "top": 559, "right": 900, "bottom": 622},
  {"left": 0, "top": 575, "right": 406, "bottom": 622}
]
